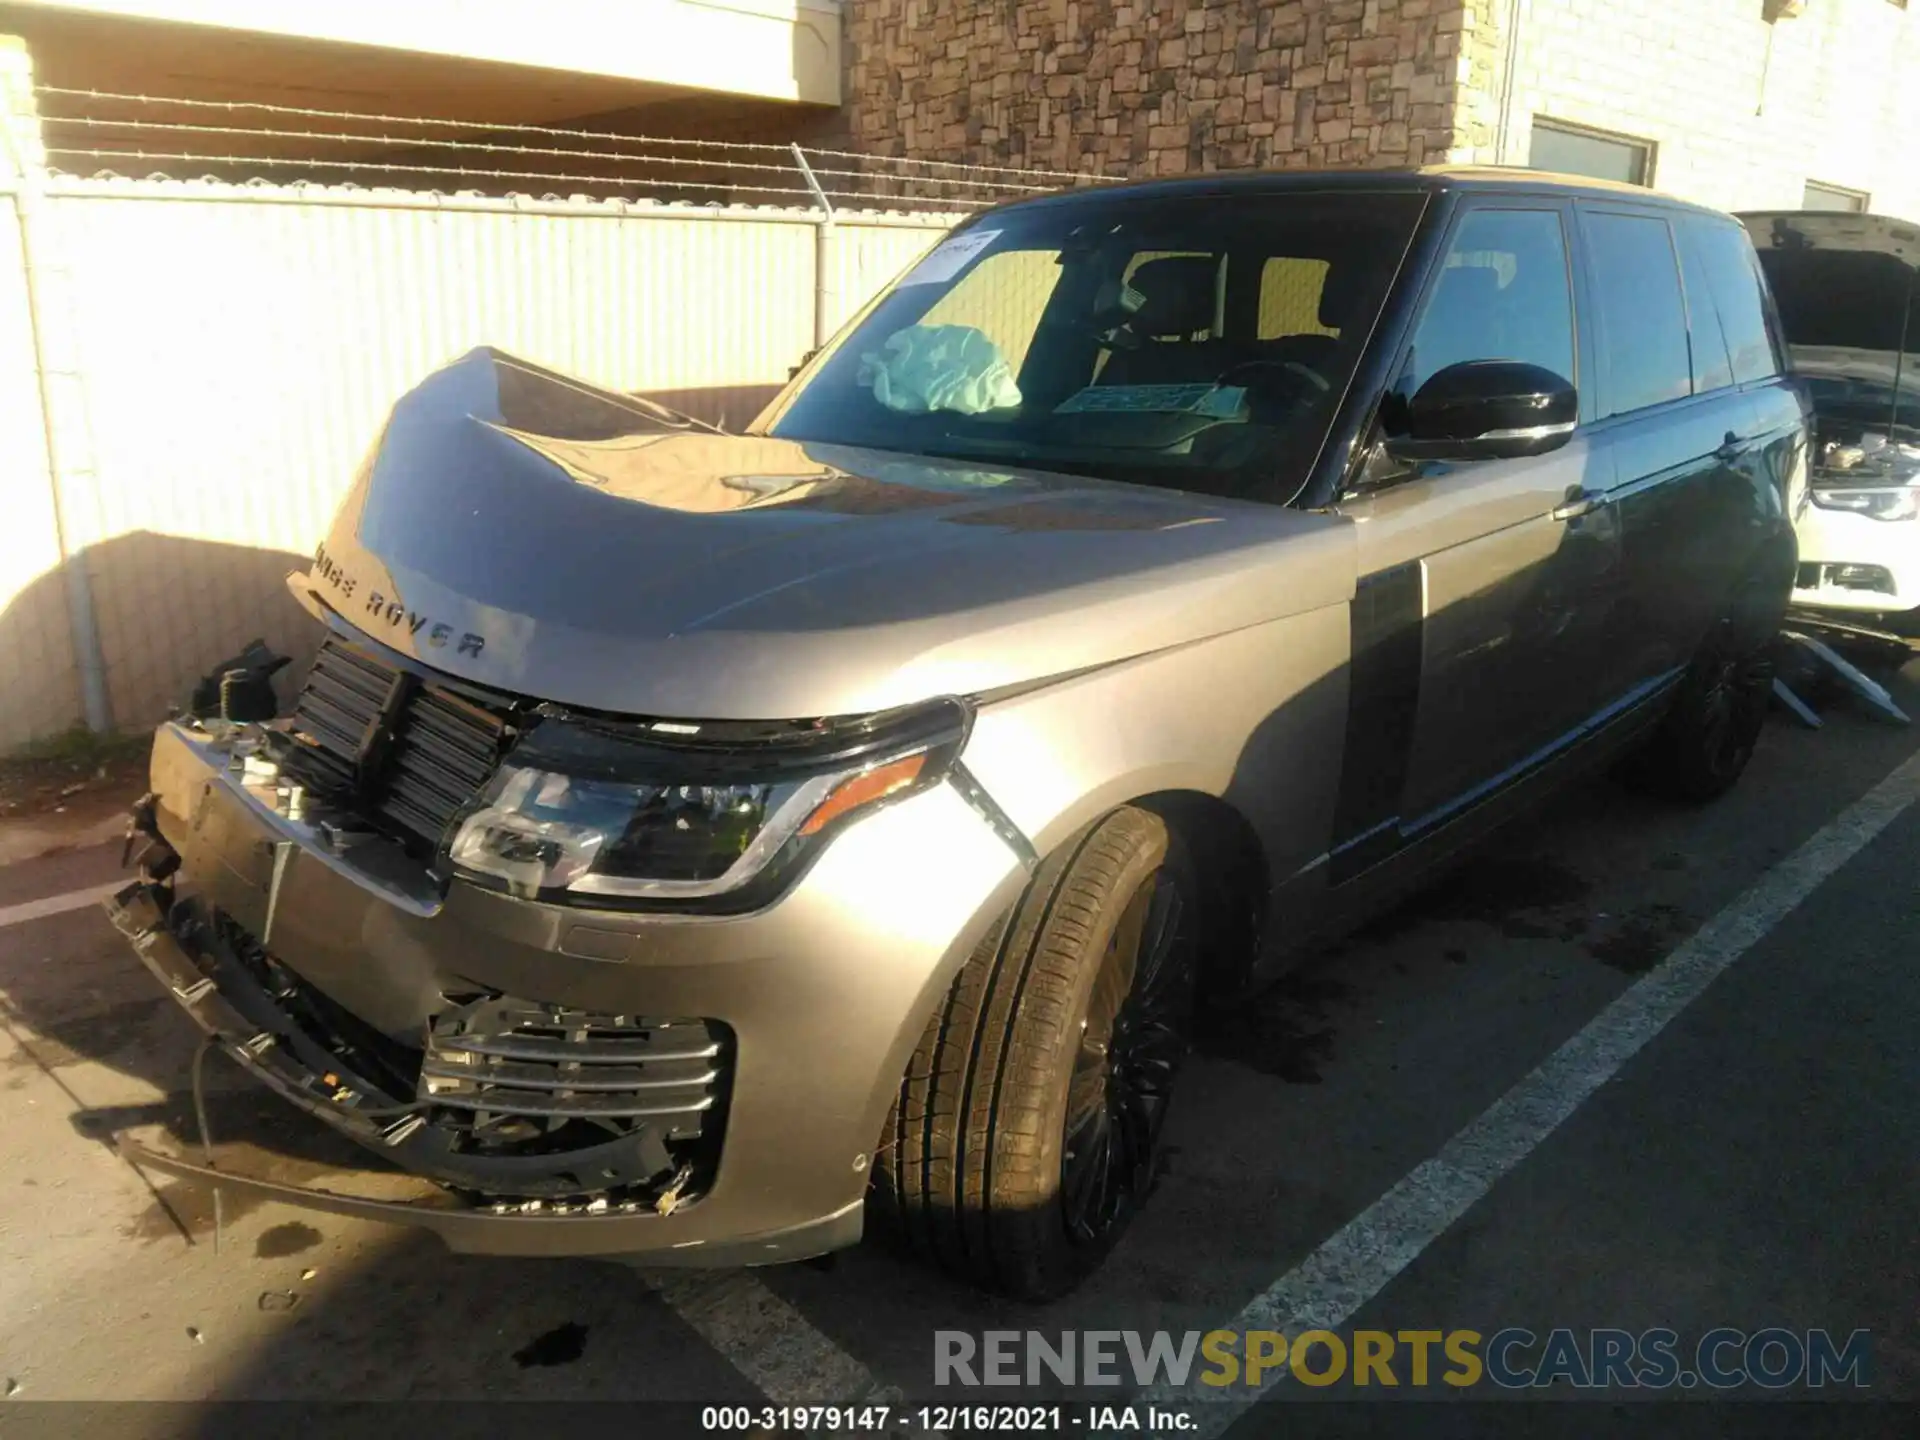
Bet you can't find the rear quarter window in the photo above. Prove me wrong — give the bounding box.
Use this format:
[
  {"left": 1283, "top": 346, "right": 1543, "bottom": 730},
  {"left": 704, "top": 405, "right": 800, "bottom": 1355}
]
[
  {"left": 1582, "top": 210, "right": 1694, "bottom": 417},
  {"left": 1676, "top": 229, "right": 1736, "bottom": 393},
  {"left": 1681, "top": 219, "right": 1782, "bottom": 385}
]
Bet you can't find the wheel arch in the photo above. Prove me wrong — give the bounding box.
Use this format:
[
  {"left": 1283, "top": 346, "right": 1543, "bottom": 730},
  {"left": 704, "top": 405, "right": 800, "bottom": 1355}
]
[
  {"left": 1729, "top": 525, "right": 1798, "bottom": 652},
  {"left": 1129, "top": 788, "right": 1269, "bottom": 1002}
]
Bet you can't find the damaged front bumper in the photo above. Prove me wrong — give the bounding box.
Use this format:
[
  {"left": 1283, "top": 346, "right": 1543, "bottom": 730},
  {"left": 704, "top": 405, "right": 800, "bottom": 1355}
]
[{"left": 109, "top": 720, "right": 1023, "bottom": 1264}]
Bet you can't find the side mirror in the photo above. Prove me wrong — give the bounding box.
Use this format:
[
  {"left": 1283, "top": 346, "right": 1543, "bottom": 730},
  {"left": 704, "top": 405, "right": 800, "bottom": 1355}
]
[{"left": 1385, "top": 360, "right": 1577, "bottom": 462}]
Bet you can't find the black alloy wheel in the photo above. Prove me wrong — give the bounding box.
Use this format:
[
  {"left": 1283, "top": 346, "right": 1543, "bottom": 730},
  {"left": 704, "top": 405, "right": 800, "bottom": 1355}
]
[{"left": 1061, "top": 865, "right": 1191, "bottom": 1245}]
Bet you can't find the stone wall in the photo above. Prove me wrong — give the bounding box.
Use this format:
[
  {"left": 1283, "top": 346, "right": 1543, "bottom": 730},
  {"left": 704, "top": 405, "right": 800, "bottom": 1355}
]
[
  {"left": 840, "top": 0, "right": 1496, "bottom": 178},
  {"left": 838, "top": 0, "right": 1920, "bottom": 223}
]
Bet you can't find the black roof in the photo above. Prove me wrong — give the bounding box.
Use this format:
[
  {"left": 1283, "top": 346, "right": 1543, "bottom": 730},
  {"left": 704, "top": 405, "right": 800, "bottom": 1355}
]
[{"left": 986, "top": 164, "right": 1733, "bottom": 221}]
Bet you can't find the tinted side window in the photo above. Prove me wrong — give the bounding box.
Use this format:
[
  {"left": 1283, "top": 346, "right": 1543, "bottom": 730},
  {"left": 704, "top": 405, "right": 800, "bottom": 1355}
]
[
  {"left": 1403, "top": 208, "right": 1575, "bottom": 395},
  {"left": 1676, "top": 227, "right": 1735, "bottom": 393},
  {"left": 1584, "top": 212, "right": 1692, "bottom": 417},
  {"left": 1684, "top": 219, "right": 1781, "bottom": 384}
]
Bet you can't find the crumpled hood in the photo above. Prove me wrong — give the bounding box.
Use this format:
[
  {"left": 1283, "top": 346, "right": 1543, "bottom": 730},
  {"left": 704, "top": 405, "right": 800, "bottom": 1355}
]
[{"left": 300, "top": 348, "right": 1355, "bottom": 719}]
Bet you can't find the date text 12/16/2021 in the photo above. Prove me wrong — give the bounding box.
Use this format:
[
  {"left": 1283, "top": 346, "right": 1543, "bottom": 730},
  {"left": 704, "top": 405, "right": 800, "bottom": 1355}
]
[{"left": 700, "top": 1405, "right": 1192, "bottom": 1432}]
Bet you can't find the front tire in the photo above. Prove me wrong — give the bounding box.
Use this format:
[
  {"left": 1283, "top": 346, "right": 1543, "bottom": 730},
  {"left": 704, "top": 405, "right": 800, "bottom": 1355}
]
[{"left": 871, "top": 807, "right": 1196, "bottom": 1300}]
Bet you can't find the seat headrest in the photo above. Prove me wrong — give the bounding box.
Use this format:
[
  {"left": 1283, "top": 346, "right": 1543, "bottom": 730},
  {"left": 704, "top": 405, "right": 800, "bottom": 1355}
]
[
  {"left": 1128, "top": 255, "right": 1220, "bottom": 338},
  {"left": 1317, "top": 258, "right": 1373, "bottom": 331}
]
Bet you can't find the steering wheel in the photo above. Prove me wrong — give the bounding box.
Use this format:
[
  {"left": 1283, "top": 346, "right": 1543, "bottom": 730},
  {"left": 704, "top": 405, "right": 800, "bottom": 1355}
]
[{"left": 1214, "top": 358, "right": 1332, "bottom": 399}]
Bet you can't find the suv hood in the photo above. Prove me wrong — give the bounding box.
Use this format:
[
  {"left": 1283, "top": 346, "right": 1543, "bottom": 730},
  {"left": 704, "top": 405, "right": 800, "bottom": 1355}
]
[
  {"left": 299, "top": 349, "right": 1354, "bottom": 719},
  {"left": 1741, "top": 211, "right": 1920, "bottom": 448}
]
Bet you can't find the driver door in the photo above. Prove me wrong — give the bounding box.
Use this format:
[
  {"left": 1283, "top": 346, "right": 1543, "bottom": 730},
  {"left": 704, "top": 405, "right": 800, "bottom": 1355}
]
[{"left": 1331, "top": 201, "right": 1625, "bottom": 876}]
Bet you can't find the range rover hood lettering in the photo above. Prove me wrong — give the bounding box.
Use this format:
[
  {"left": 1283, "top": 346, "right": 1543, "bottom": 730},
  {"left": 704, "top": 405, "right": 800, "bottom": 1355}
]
[{"left": 299, "top": 348, "right": 1355, "bottom": 719}]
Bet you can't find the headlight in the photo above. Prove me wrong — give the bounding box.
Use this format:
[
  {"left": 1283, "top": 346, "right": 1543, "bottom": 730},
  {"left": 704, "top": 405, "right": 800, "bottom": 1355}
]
[
  {"left": 1809, "top": 486, "right": 1920, "bottom": 522},
  {"left": 447, "top": 699, "right": 969, "bottom": 907}
]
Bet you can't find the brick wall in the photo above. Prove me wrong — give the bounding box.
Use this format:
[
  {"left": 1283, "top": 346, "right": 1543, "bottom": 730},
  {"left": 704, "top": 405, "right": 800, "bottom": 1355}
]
[
  {"left": 1458, "top": 0, "right": 1920, "bottom": 217},
  {"left": 841, "top": 0, "right": 1492, "bottom": 178}
]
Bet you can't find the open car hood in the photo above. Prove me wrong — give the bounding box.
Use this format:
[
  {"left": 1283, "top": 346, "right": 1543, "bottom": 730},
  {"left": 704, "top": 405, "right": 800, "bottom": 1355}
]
[
  {"left": 296, "top": 348, "right": 1354, "bottom": 719},
  {"left": 1740, "top": 211, "right": 1920, "bottom": 450}
]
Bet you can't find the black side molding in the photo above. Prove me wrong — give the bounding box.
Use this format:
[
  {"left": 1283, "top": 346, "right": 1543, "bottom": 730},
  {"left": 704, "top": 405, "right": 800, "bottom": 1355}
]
[{"left": 1329, "top": 562, "right": 1425, "bottom": 884}]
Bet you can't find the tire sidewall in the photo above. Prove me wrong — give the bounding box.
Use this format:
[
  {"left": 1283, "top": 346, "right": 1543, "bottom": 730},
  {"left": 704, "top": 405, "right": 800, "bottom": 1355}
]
[
  {"left": 1675, "top": 617, "right": 1770, "bottom": 794},
  {"left": 1001, "top": 810, "right": 1195, "bottom": 1297}
]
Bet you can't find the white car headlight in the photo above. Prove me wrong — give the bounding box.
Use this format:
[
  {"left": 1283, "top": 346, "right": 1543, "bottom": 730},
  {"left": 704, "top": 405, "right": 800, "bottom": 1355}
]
[{"left": 1809, "top": 486, "right": 1920, "bottom": 522}]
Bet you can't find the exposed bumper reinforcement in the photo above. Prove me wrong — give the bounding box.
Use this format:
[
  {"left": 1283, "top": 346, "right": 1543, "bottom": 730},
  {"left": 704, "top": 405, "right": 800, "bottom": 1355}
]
[{"left": 103, "top": 879, "right": 861, "bottom": 1261}]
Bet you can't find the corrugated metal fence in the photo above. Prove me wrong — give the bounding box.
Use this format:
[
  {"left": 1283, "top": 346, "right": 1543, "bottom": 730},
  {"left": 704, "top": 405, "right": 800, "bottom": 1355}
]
[{"left": 0, "top": 45, "right": 1097, "bottom": 750}]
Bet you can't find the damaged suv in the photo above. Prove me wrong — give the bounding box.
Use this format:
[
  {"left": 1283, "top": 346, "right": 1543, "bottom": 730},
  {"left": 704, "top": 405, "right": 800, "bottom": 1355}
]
[{"left": 111, "top": 169, "right": 1800, "bottom": 1299}]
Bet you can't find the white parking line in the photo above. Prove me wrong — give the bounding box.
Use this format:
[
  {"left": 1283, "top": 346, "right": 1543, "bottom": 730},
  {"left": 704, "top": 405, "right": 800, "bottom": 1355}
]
[
  {"left": 652, "top": 1271, "right": 898, "bottom": 1408},
  {"left": 0, "top": 882, "right": 123, "bottom": 931},
  {"left": 1151, "top": 747, "right": 1920, "bottom": 1434}
]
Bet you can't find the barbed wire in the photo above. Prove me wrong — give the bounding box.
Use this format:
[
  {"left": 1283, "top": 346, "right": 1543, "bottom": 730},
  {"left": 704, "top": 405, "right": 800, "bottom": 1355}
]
[
  {"left": 43, "top": 148, "right": 807, "bottom": 195},
  {"left": 43, "top": 147, "right": 1001, "bottom": 210},
  {"left": 38, "top": 114, "right": 1064, "bottom": 195},
  {"left": 33, "top": 85, "right": 1104, "bottom": 185}
]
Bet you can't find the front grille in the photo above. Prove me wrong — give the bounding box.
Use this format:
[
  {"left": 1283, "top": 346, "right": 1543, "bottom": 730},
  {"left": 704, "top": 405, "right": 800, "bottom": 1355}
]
[
  {"left": 380, "top": 686, "right": 507, "bottom": 844},
  {"left": 422, "top": 998, "right": 731, "bottom": 1189},
  {"left": 284, "top": 637, "right": 512, "bottom": 851}
]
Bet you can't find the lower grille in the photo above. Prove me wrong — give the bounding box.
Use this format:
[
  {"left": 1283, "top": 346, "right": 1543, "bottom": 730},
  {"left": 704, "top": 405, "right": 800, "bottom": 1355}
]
[
  {"left": 422, "top": 997, "right": 730, "bottom": 1187},
  {"left": 284, "top": 637, "right": 512, "bottom": 852},
  {"left": 167, "top": 905, "right": 730, "bottom": 1202}
]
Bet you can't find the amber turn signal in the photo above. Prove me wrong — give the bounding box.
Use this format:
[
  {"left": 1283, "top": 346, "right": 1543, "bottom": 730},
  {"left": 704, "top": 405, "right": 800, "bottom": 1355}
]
[{"left": 799, "top": 752, "right": 929, "bottom": 836}]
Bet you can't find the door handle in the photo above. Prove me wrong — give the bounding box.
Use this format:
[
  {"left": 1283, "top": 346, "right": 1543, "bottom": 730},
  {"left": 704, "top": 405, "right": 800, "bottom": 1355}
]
[
  {"left": 1551, "top": 489, "right": 1605, "bottom": 522},
  {"left": 1714, "top": 431, "right": 1748, "bottom": 462}
]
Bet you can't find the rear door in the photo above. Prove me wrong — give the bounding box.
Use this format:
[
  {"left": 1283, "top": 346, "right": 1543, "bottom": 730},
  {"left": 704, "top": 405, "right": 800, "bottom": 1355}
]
[
  {"left": 1682, "top": 214, "right": 1803, "bottom": 576},
  {"left": 1575, "top": 203, "right": 1759, "bottom": 690}
]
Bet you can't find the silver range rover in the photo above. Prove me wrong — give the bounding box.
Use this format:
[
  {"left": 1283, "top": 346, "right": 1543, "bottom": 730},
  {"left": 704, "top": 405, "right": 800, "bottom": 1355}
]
[{"left": 111, "top": 168, "right": 1802, "bottom": 1299}]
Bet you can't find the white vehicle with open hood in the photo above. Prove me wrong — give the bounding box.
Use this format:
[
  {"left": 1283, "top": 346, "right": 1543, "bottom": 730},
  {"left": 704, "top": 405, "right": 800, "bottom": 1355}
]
[{"left": 1742, "top": 210, "right": 1920, "bottom": 635}]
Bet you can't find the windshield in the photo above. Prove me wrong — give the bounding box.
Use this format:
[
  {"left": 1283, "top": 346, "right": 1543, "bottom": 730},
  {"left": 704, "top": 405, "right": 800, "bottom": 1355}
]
[{"left": 754, "top": 190, "right": 1427, "bottom": 504}]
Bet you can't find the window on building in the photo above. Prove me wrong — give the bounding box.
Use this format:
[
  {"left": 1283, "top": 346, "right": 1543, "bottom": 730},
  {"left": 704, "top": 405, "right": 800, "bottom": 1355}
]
[
  {"left": 1528, "top": 119, "right": 1654, "bottom": 187},
  {"left": 1583, "top": 212, "right": 1693, "bottom": 416},
  {"left": 1802, "top": 181, "right": 1870, "bottom": 212},
  {"left": 1682, "top": 218, "right": 1782, "bottom": 384},
  {"left": 1401, "top": 208, "right": 1576, "bottom": 398}
]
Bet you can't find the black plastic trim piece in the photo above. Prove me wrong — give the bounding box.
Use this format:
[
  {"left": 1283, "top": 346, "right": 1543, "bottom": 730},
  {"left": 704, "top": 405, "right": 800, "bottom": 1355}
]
[
  {"left": 1329, "top": 561, "right": 1424, "bottom": 885},
  {"left": 948, "top": 760, "right": 1040, "bottom": 871},
  {"left": 515, "top": 696, "right": 974, "bottom": 784}
]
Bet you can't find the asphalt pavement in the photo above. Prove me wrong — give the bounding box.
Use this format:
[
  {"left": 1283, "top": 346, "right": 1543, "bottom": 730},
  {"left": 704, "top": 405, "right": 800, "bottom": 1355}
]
[{"left": 1, "top": 658, "right": 1916, "bottom": 1438}]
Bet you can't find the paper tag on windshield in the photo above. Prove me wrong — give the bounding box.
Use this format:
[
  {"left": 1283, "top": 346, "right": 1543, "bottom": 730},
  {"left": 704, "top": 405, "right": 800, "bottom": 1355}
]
[
  {"left": 1056, "top": 383, "right": 1249, "bottom": 419},
  {"left": 899, "top": 229, "right": 1002, "bottom": 287}
]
